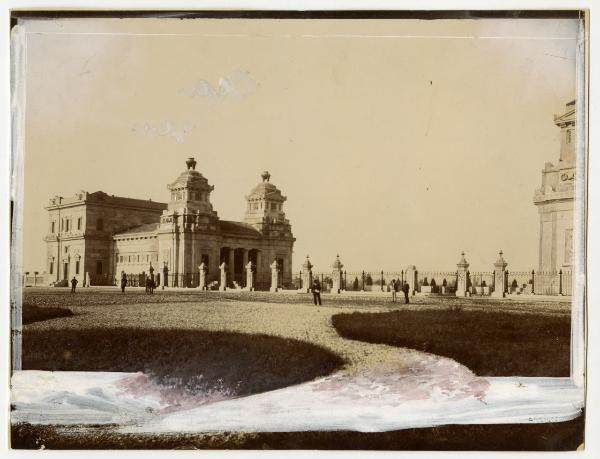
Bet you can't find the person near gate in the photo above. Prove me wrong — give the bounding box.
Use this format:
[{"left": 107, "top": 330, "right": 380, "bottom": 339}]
[
  {"left": 391, "top": 279, "right": 397, "bottom": 302},
  {"left": 312, "top": 278, "right": 322, "bottom": 306},
  {"left": 120, "top": 271, "right": 127, "bottom": 293},
  {"left": 402, "top": 281, "right": 410, "bottom": 304},
  {"left": 70, "top": 276, "right": 78, "bottom": 294},
  {"left": 148, "top": 275, "right": 155, "bottom": 294}
]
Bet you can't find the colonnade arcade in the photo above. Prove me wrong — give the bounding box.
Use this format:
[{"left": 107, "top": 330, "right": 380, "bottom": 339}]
[{"left": 219, "top": 246, "right": 261, "bottom": 287}]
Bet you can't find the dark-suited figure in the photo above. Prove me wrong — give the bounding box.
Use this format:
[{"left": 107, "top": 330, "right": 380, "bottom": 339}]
[
  {"left": 312, "top": 279, "right": 322, "bottom": 306},
  {"left": 148, "top": 276, "right": 155, "bottom": 294},
  {"left": 70, "top": 276, "right": 78, "bottom": 294},
  {"left": 391, "top": 279, "right": 397, "bottom": 302},
  {"left": 120, "top": 271, "right": 127, "bottom": 293},
  {"left": 402, "top": 281, "right": 410, "bottom": 304}
]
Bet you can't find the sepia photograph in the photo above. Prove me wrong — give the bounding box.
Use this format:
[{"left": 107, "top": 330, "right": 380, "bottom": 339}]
[{"left": 6, "top": 7, "right": 591, "bottom": 452}]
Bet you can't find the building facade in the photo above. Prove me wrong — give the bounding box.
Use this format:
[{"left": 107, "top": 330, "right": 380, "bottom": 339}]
[
  {"left": 44, "top": 158, "right": 295, "bottom": 289},
  {"left": 533, "top": 100, "right": 576, "bottom": 272}
]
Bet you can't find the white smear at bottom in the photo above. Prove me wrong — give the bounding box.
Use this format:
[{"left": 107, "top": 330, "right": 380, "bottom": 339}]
[{"left": 11, "top": 370, "right": 583, "bottom": 433}]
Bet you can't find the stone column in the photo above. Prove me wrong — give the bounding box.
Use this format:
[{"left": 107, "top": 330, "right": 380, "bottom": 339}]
[
  {"left": 219, "top": 262, "right": 228, "bottom": 291},
  {"left": 405, "top": 265, "right": 417, "bottom": 296},
  {"left": 198, "top": 262, "right": 207, "bottom": 290},
  {"left": 331, "top": 254, "right": 344, "bottom": 294},
  {"left": 301, "top": 256, "right": 313, "bottom": 293},
  {"left": 455, "top": 252, "right": 470, "bottom": 297},
  {"left": 492, "top": 251, "right": 508, "bottom": 298},
  {"left": 242, "top": 249, "right": 249, "bottom": 269},
  {"left": 245, "top": 261, "right": 254, "bottom": 291},
  {"left": 228, "top": 249, "right": 235, "bottom": 278},
  {"left": 256, "top": 250, "right": 262, "bottom": 288},
  {"left": 270, "top": 260, "right": 279, "bottom": 292}
]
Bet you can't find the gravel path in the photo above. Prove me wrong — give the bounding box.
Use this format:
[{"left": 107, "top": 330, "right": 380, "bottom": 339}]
[{"left": 23, "top": 288, "right": 570, "bottom": 375}]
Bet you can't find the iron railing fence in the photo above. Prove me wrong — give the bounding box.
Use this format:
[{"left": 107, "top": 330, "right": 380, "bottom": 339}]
[
  {"left": 467, "top": 271, "right": 494, "bottom": 295},
  {"left": 108, "top": 267, "right": 573, "bottom": 295},
  {"left": 505, "top": 270, "right": 534, "bottom": 294},
  {"left": 416, "top": 270, "right": 458, "bottom": 293},
  {"left": 561, "top": 269, "right": 573, "bottom": 296}
]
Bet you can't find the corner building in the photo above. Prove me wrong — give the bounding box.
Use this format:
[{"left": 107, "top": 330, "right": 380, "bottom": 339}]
[
  {"left": 45, "top": 158, "right": 295, "bottom": 289},
  {"left": 533, "top": 100, "right": 576, "bottom": 272}
]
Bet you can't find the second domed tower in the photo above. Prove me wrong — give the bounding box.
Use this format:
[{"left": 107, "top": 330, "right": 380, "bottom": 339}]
[{"left": 244, "top": 171, "right": 290, "bottom": 230}]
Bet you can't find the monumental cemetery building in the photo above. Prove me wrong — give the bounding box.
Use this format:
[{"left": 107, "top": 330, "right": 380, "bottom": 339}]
[
  {"left": 533, "top": 99, "right": 576, "bottom": 273},
  {"left": 44, "top": 158, "right": 295, "bottom": 289}
]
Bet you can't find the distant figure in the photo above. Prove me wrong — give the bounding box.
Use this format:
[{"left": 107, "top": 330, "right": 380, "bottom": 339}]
[
  {"left": 402, "top": 281, "right": 410, "bottom": 304},
  {"left": 391, "top": 279, "right": 397, "bottom": 302},
  {"left": 120, "top": 271, "right": 127, "bottom": 293},
  {"left": 70, "top": 276, "right": 78, "bottom": 294},
  {"left": 312, "top": 279, "right": 322, "bottom": 306},
  {"left": 147, "top": 276, "right": 155, "bottom": 294}
]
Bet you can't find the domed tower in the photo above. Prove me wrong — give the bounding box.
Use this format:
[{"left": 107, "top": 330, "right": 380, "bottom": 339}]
[
  {"left": 244, "top": 171, "right": 295, "bottom": 289},
  {"left": 244, "top": 171, "right": 291, "bottom": 234},
  {"left": 166, "top": 157, "right": 217, "bottom": 218},
  {"left": 158, "top": 158, "right": 219, "bottom": 284}
]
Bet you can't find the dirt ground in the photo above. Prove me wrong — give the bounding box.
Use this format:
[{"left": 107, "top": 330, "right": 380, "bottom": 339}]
[
  {"left": 13, "top": 288, "right": 580, "bottom": 451},
  {"left": 20, "top": 288, "right": 570, "bottom": 373}
]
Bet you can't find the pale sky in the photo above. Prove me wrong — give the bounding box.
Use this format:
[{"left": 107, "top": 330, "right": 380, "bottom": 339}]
[{"left": 17, "top": 17, "right": 579, "bottom": 273}]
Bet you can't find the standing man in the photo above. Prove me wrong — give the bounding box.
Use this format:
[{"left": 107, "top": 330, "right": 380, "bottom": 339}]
[
  {"left": 149, "top": 263, "right": 155, "bottom": 294},
  {"left": 148, "top": 275, "right": 155, "bottom": 294},
  {"left": 70, "top": 276, "right": 78, "bottom": 294},
  {"left": 120, "top": 271, "right": 127, "bottom": 293},
  {"left": 312, "top": 278, "right": 322, "bottom": 306},
  {"left": 402, "top": 281, "right": 410, "bottom": 304},
  {"left": 391, "top": 279, "right": 397, "bottom": 303}
]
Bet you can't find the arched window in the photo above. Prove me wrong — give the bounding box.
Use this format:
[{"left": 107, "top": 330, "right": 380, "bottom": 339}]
[{"left": 96, "top": 218, "right": 104, "bottom": 231}]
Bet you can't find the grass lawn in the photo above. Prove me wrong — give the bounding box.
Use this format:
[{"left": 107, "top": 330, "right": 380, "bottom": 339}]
[{"left": 332, "top": 308, "right": 570, "bottom": 376}]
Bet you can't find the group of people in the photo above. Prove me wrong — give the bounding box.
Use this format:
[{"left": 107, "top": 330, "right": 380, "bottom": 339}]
[
  {"left": 119, "top": 272, "right": 155, "bottom": 294},
  {"left": 72, "top": 273, "right": 410, "bottom": 303},
  {"left": 310, "top": 278, "right": 411, "bottom": 305},
  {"left": 390, "top": 279, "right": 411, "bottom": 304}
]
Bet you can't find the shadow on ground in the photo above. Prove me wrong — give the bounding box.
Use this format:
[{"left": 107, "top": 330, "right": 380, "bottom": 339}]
[
  {"left": 22, "top": 304, "right": 74, "bottom": 325},
  {"left": 332, "top": 309, "right": 570, "bottom": 376},
  {"left": 22, "top": 328, "right": 345, "bottom": 397}
]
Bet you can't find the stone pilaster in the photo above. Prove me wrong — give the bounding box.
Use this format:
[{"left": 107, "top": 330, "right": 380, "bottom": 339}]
[
  {"left": 301, "top": 255, "right": 313, "bottom": 293},
  {"left": 198, "top": 262, "right": 207, "bottom": 290},
  {"left": 405, "top": 265, "right": 417, "bottom": 296},
  {"left": 492, "top": 251, "right": 508, "bottom": 298},
  {"left": 455, "top": 252, "right": 470, "bottom": 297},
  {"left": 331, "top": 254, "right": 344, "bottom": 294},
  {"left": 270, "top": 260, "right": 279, "bottom": 292},
  {"left": 219, "top": 262, "right": 228, "bottom": 291},
  {"left": 245, "top": 261, "right": 254, "bottom": 291}
]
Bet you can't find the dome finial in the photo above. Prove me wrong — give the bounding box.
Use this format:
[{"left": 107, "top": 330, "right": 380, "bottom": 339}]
[
  {"left": 186, "top": 157, "right": 197, "bottom": 170},
  {"left": 261, "top": 171, "right": 271, "bottom": 182}
]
